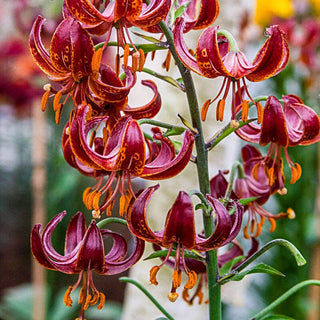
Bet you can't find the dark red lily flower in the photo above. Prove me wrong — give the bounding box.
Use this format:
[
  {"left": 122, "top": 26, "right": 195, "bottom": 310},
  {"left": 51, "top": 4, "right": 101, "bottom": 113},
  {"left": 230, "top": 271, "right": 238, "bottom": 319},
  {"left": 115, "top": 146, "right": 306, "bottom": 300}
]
[
  {"left": 173, "top": 19, "right": 289, "bottom": 122},
  {"left": 31, "top": 211, "right": 144, "bottom": 319},
  {"left": 127, "top": 185, "right": 243, "bottom": 301},
  {"left": 29, "top": 15, "right": 136, "bottom": 122},
  {"left": 64, "top": 0, "right": 171, "bottom": 71},
  {"left": 234, "top": 145, "right": 294, "bottom": 238},
  {"left": 65, "top": 104, "right": 194, "bottom": 216},
  {"left": 236, "top": 95, "right": 320, "bottom": 190}
]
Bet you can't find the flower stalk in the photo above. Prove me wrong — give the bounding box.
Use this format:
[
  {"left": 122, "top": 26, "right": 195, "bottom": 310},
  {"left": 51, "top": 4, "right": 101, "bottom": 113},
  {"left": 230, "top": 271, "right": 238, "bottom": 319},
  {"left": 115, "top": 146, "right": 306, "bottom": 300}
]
[{"left": 159, "top": 20, "right": 222, "bottom": 320}]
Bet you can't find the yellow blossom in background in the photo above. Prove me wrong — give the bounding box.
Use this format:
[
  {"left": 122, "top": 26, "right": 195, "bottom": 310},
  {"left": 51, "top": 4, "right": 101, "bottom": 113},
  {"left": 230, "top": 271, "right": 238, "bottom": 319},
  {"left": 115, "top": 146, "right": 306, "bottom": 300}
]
[
  {"left": 308, "top": 0, "right": 320, "bottom": 15},
  {"left": 254, "top": 0, "right": 294, "bottom": 26}
]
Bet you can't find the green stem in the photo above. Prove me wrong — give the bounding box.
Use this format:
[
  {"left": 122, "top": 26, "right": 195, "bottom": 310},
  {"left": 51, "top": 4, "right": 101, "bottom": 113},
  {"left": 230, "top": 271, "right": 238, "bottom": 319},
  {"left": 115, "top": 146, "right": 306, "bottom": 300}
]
[
  {"left": 250, "top": 280, "right": 320, "bottom": 319},
  {"left": 159, "top": 21, "right": 221, "bottom": 320},
  {"left": 119, "top": 277, "right": 175, "bottom": 320}
]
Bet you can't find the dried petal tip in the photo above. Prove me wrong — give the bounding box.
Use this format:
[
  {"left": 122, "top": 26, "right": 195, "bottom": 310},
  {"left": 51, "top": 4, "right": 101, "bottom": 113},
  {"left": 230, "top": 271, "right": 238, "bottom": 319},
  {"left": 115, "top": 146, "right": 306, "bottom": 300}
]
[
  {"left": 149, "top": 266, "right": 160, "bottom": 285},
  {"left": 230, "top": 120, "right": 239, "bottom": 128},
  {"left": 168, "top": 292, "right": 179, "bottom": 302},
  {"left": 277, "top": 187, "right": 287, "bottom": 195},
  {"left": 92, "top": 210, "right": 101, "bottom": 219}
]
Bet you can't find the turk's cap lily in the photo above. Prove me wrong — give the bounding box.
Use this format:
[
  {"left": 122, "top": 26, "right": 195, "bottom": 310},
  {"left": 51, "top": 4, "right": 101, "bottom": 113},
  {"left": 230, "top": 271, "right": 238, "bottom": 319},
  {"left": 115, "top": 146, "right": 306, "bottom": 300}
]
[
  {"left": 127, "top": 185, "right": 243, "bottom": 301},
  {"left": 31, "top": 211, "right": 144, "bottom": 315}
]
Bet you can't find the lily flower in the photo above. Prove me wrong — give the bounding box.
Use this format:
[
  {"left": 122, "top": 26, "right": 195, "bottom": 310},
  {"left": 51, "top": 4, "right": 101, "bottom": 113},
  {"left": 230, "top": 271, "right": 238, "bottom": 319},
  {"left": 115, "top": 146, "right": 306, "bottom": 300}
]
[
  {"left": 126, "top": 185, "right": 243, "bottom": 301},
  {"left": 29, "top": 15, "right": 136, "bottom": 122},
  {"left": 173, "top": 19, "right": 289, "bottom": 122},
  {"left": 66, "top": 104, "right": 194, "bottom": 217},
  {"left": 236, "top": 95, "right": 320, "bottom": 190},
  {"left": 64, "top": 0, "right": 171, "bottom": 71},
  {"left": 235, "top": 145, "right": 294, "bottom": 238},
  {"left": 31, "top": 211, "right": 144, "bottom": 319}
]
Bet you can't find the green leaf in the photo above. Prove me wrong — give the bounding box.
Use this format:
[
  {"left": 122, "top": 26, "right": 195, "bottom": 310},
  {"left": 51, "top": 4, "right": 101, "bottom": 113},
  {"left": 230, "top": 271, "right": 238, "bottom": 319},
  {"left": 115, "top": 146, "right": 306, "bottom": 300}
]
[
  {"left": 164, "top": 126, "right": 186, "bottom": 137},
  {"left": 174, "top": 2, "right": 191, "bottom": 21},
  {"left": 219, "top": 256, "right": 244, "bottom": 276},
  {"left": 260, "top": 315, "right": 295, "bottom": 320},
  {"left": 228, "top": 263, "right": 285, "bottom": 282}
]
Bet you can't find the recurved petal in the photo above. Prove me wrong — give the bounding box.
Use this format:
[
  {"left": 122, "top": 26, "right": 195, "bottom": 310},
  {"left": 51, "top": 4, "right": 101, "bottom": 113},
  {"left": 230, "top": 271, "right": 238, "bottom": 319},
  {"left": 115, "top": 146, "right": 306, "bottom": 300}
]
[
  {"left": 64, "top": 211, "right": 87, "bottom": 255},
  {"left": 162, "top": 191, "right": 196, "bottom": 249},
  {"left": 133, "top": 0, "right": 171, "bottom": 27},
  {"left": 140, "top": 130, "right": 194, "bottom": 179},
  {"left": 31, "top": 224, "right": 57, "bottom": 270},
  {"left": 246, "top": 25, "right": 289, "bottom": 82},
  {"left": 195, "top": 196, "right": 233, "bottom": 251},
  {"left": 173, "top": 18, "right": 203, "bottom": 75},
  {"left": 76, "top": 220, "right": 105, "bottom": 273},
  {"left": 259, "top": 95, "right": 288, "bottom": 147},
  {"left": 124, "top": 80, "right": 161, "bottom": 119},
  {"left": 88, "top": 65, "right": 136, "bottom": 103},
  {"left": 50, "top": 17, "right": 94, "bottom": 82},
  {"left": 283, "top": 95, "right": 320, "bottom": 145},
  {"left": 101, "top": 235, "right": 145, "bottom": 275},
  {"left": 195, "top": 25, "right": 228, "bottom": 78},
  {"left": 29, "top": 16, "right": 68, "bottom": 80},
  {"left": 101, "top": 229, "right": 128, "bottom": 262},
  {"left": 65, "top": 0, "right": 114, "bottom": 25},
  {"left": 127, "top": 184, "right": 162, "bottom": 243},
  {"left": 183, "top": 0, "right": 220, "bottom": 31}
]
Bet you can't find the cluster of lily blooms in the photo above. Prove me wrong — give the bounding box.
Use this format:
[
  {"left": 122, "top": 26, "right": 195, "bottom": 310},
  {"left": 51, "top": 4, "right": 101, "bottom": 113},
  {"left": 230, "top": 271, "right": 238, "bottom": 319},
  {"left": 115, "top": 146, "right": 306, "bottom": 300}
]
[{"left": 29, "top": 0, "right": 320, "bottom": 317}]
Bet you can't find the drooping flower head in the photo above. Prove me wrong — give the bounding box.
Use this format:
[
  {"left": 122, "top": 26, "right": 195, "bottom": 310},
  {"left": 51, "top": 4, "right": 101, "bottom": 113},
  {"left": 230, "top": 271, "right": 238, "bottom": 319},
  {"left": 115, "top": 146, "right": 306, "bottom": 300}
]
[
  {"left": 64, "top": 104, "right": 194, "bottom": 217},
  {"left": 127, "top": 185, "right": 243, "bottom": 301},
  {"left": 31, "top": 211, "right": 144, "bottom": 319},
  {"left": 173, "top": 19, "right": 289, "bottom": 122},
  {"left": 29, "top": 15, "right": 136, "bottom": 123},
  {"left": 236, "top": 95, "right": 320, "bottom": 191}
]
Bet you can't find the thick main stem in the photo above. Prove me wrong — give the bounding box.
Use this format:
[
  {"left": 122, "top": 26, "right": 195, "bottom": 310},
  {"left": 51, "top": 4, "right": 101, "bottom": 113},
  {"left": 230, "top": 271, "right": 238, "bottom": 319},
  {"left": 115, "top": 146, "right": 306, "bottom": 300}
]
[{"left": 159, "top": 22, "right": 221, "bottom": 320}]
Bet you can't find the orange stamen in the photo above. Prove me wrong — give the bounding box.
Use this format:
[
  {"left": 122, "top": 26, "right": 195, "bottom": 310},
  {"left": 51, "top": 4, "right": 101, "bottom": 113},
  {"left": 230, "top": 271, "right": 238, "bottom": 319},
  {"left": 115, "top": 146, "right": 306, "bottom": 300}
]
[
  {"left": 241, "top": 100, "right": 249, "bottom": 122},
  {"left": 64, "top": 286, "right": 73, "bottom": 307},
  {"left": 172, "top": 270, "right": 182, "bottom": 289},
  {"left": 53, "top": 91, "right": 62, "bottom": 112},
  {"left": 92, "top": 209, "right": 101, "bottom": 219},
  {"left": 278, "top": 187, "right": 287, "bottom": 195},
  {"left": 55, "top": 103, "right": 63, "bottom": 124},
  {"left": 119, "top": 192, "right": 132, "bottom": 216},
  {"left": 252, "top": 163, "right": 260, "bottom": 181},
  {"left": 266, "top": 167, "right": 275, "bottom": 186},
  {"left": 269, "top": 217, "right": 276, "bottom": 233},
  {"left": 138, "top": 48, "right": 145, "bottom": 72},
  {"left": 92, "top": 191, "right": 101, "bottom": 211},
  {"left": 254, "top": 222, "right": 262, "bottom": 237},
  {"left": 184, "top": 271, "right": 197, "bottom": 290},
  {"left": 83, "top": 187, "right": 91, "bottom": 205},
  {"left": 97, "top": 292, "right": 105, "bottom": 310},
  {"left": 256, "top": 101, "right": 263, "bottom": 124},
  {"left": 290, "top": 163, "right": 302, "bottom": 184},
  {"left": 162, "top": 50, "right": 171, "bottom": 71},
  {"left": 78, "top": 287, "right": 86, "bottom": 304},
  {"left": 92, "top": 48, "right": 103, "bottom": 80},
  {"left": 243, "top": 225, "right": 250, "bottom": 239},
  {"left": 216, "top": 99, "right": 225, "bottom": 121},
  {"left": 287, "top": 208, "right": 295, "bottom": 219},
  {"left": 201, "top": 99, "right": 211, "bottom": 121},
  {"left": 131, "top": 51, "right": 139, "bottom": 73},
  {"left": 41, "top": 88, "right": 50, "bottom": 112},
  {"left": 84, "top": 294, "right": 92, "bottom": 310},
  {"left": 123, "top": 44, "right": 130, "bottom": 68},
  {"left": 149, "top": 266, "right": 160, "bottom": 285}
]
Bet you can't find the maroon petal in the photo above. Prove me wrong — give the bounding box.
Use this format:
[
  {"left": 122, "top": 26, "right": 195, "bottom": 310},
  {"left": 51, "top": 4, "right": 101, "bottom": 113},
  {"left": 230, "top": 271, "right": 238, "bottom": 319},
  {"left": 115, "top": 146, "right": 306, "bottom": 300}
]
[
  {"left": 124, "top": 80, "right": 161, "bottom": 119},
  {"left": 64, "top": 212, "right": 87, "bottom": 255},
  {"left": 259, "top": 96, "right": 288, "bottom": 147},
  {"left": 246, "top": 25, "right": 289, "bottom": 82},
  {"left": 76, "top": 220, "right": 105, "bottom": 273},
  {"left": 127, "top": 184, "right": 163, "bottom": 243},
  {"left": 162, "top": 191, "right": 196, "bottom": 249},
  {"left": 140, "top": 130, "right": 194, "bottom": 179}
]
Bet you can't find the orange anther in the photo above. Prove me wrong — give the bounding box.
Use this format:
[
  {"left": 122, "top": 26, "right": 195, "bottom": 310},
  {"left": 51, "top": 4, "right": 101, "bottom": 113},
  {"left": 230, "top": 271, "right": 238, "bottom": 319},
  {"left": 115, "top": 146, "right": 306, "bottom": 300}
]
[
  {"left": 252, "top": 163, "right": 260, "bottom": 181},
  {"left": 250, "top": 219, "right": 255, "bottom": 234},
  {"left": 269, "top": 217, "right": 276, "bottom": 233},
  {"left": 290, "top": 162, "right": 302, "bottom": 184},
  {"left": 256, "top": 101, "right": 263, "bottom": 124},
  {"left": 91, "top": 48, "right": 103, "bottom": 80},
  {"left": 184, "top": 271, "right": 197, "bottom": 290},
  {"left": 149, "top": 266, "right": 160, "bottom": 285},
  {"left": 131, "top": 51, "right": 139, "bottom": 73},
  {"left": 123, "top": 44, "right": 130, "bottom": 68},
  {"left": 78, "top": 287, "right": 85, "bottom": 304},
  {"left": 64, "top": 286, "right": 73, "bottom": 307},
  {"left": 55, "top": 103, "right": 63, "bottom": 124},
  {"left": 92, "top": 191, "right": 101, "bottom": 211},
  {"left": 216, "top": 99, "right": 225, "bottom": 121},
  {"left": 97, "top": 292, "right": 105, "bottom": 310},
  {"left": 241, "top": 100, "right": 249, "bottom": 122},
  {"left": 172, "top": 270, "right": 182, "bottom": 289},
  {"left": 287, "top": 208, "right": 295, "bottom": 219},
  {"left": 278, "top": 187, "right": 287, "bottom": 195},
  {"left": 138, "top": 48, "right": 145, "bottom": 72},
  {"left": 53, "top": 91, "right": 62, "bottom": 112},
  {"left": 41, "top": 89, "right": 50, "bottom": 112},
  {"left": 243, "top": 225, "right": 250, "bottom": 239},
  {"left": 201, "top": 99, "right": 211, "bottom": 121},
  {"left": 162, "top": 50, "right": 171, "bottom": 71},
  {"left": 84, "top": 294, "right": 92, "bottom": 310},
  {"left": 254, "top": 222, "right": 262, "bottom": 237},
  {"left": 119, "top": 192, "right": 132, "bottom": 217}
]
